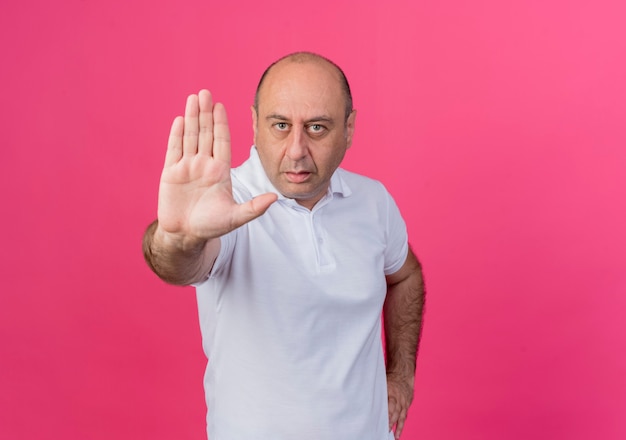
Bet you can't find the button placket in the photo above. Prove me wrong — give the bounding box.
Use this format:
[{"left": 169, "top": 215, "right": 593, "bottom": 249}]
[{"left": 310, "top": 210, "right": 334, "bottom": 269}]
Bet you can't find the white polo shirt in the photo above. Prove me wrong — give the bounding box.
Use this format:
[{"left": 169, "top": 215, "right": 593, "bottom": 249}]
[{"left": 195, "top": 147, "right": 408, "bottom": 440}]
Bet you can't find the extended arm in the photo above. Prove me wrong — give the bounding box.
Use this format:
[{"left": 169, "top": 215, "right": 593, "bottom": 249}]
[
  {"left": 142, "top": 90, "right": 277, "bottom": 285},
  {"left": 142, "top": 218, "right": 220, "bottom": 285},
  {"left": 384, "top": 247, "right": 425, "bottom": 439}
]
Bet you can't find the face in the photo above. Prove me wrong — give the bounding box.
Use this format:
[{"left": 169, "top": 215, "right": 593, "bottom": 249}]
[{"left": 252, "top": 60, "right": 356, "bottom": 210}]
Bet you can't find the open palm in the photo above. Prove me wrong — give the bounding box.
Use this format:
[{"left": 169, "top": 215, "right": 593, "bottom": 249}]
[{"left": 158, "top": 90, "right": 276, "bottom": 243}]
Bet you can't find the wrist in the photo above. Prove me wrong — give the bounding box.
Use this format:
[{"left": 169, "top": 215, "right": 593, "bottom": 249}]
[{"left": 153, "top": 223, "right": 207, "bottom": 254}]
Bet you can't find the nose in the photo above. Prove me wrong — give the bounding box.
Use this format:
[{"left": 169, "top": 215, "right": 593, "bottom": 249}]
[{"left": 285, "top": 126, "right": 309, "bottom": 161}]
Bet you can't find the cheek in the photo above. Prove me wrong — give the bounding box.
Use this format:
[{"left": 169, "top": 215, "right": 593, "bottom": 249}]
[
  {"left": 318, "top": 149, "right": 347, "bottom": 175},
  {"left": 257, "top": 146, "right": 284, "bottom": 174}
]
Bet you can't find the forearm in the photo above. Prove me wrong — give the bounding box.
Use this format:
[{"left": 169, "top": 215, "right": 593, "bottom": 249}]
[
  {"left": 142, "top": 219, "right": 219, "bottom": 285},
  {"left": 384, "top": 250, "right": 425, "bottom": 378}
]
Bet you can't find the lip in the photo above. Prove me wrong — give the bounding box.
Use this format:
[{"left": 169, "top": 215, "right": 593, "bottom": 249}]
[{"left": 284, "top": 171, "right": 312, "bottom": 183}]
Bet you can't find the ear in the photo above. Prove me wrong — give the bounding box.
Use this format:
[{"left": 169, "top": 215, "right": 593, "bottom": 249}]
[
  {"left": 251, "top": 105, "right": 258, "bottom": 143},
  {"left": 345, "top": 109, "right": 357, "bottom": 149}
]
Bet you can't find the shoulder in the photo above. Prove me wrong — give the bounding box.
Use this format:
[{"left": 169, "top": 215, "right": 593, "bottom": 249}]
[
  {"left": 335, "top": 168, "right": 393, "bottom": 201},
  {"left": 230, "top": 169, "right": 254, "bottom": 204}
]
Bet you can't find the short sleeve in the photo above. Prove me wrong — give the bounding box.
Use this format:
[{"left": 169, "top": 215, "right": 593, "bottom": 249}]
[
  {"left": 208, "top": 230, "right": 236, "bottom": 279},
  {"left": 383, "top": 191, "right": 409, "bottom": 275}
]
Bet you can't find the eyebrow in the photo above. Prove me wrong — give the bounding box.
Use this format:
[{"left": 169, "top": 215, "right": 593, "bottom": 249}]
[{"left": 266, "top": 114, "right": 335, "bottom": 125}]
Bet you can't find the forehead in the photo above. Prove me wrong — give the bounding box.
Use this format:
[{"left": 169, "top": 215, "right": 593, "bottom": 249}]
[{"left": 257, "top": 61, "right": 345, "bottom": 117}]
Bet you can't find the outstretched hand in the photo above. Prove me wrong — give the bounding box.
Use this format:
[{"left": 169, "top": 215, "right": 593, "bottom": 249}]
[
  {"left": 157, "top": 90, "right": 277, "bottom": 245},
  {"left": 387, "top": 373, "right": 414, "bottom": 439}
]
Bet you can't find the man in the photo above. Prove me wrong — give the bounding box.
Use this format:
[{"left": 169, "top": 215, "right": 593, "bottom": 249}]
[{"left": 143, "top": 52, "right": 425, "bottom": 440}]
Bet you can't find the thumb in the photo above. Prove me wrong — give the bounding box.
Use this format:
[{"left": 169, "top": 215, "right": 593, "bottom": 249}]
[{"left": 231, "top": 192, "right": 278, "bottom": 227}]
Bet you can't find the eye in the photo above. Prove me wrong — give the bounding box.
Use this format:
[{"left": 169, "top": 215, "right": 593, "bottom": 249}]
[
  {"left": 307, "top": 124, "right": 326, "bottom": 135},
  {"left": 274, "top": 122, "right": 289, "bottom": 131}
]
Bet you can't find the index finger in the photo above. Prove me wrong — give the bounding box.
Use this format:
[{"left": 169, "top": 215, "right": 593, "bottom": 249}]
[{"left": 212, "top": 102, "right": 231, "bottom": 165}]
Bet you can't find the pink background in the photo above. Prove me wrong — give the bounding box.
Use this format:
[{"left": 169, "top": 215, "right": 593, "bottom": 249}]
[{"left": 1, "top": 1, "right": 625, "bottom": 439}]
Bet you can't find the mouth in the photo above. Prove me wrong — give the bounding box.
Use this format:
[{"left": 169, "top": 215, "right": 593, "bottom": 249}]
[{"left": 284, "top": 171, "right": 312, "bottom": 184}]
